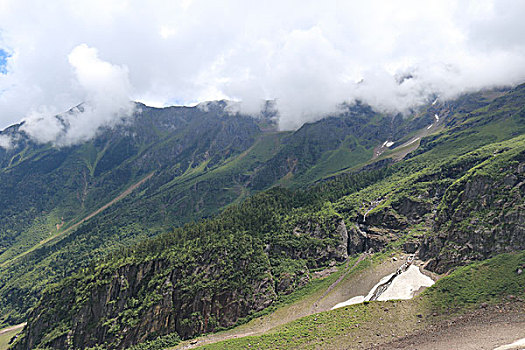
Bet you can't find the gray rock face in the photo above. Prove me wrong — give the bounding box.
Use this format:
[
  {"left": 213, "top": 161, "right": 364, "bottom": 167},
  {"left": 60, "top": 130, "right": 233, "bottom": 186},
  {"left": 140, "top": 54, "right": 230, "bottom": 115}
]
[
  {"left": 392, "top": 197, "right": 431, "bottom": 223},
  {"left": 335, "top": 220, "right": 350, "bottom": 259},
  {"left": 342, "top": 154, "right": 525, "bottom": 274},
  {"left": 270, "top": 218, "right": 349, "bottom": 267},
  {"left": 420, "top": 158, "right": 525, "bottom": 273},
  {"left": 17, "top": 259, "right": 276, "bottom": 349},
  {"left": 15, "top": 216, "right": 352, "bottom": 350},
  {"left": 347, "top": 223, "right": 367, "bottom": 254}
]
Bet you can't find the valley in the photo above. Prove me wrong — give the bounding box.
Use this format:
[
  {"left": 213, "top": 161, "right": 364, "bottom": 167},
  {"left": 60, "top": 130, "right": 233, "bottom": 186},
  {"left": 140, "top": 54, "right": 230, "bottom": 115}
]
[
  {"left": 0, "top": 84, "right": 524, "bottom": 349},
  {"left": 1, "top": 3, "right": 524, "bottom": 349}
]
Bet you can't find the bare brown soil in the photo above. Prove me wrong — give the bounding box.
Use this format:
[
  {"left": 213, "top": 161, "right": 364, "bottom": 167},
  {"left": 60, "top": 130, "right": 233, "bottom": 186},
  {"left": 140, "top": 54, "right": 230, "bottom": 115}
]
[{"left": 373, "top": 302, "right": 525, "bottom": 350}]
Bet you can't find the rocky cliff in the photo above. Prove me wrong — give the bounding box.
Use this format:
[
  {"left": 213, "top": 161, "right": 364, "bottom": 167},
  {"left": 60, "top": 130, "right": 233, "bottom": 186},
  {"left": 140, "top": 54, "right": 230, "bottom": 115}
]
[
  {"left": 13, "top": 206, "right": 349, "bottom": 349},
  {"left": 420, "top": 149, "right": 525, "bottom": 272},
  {"left": 19, "top": 258, "right": 275, "bottom": 349}
]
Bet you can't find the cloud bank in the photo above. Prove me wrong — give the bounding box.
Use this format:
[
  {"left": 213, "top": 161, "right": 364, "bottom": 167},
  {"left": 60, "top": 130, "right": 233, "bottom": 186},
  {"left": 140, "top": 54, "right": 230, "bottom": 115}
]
[
  {"left": 19, "top": 44, "right": 133, "bottom": 146},
  {"left": 0, "top": 0, "right": 525, "bottom": 144}
]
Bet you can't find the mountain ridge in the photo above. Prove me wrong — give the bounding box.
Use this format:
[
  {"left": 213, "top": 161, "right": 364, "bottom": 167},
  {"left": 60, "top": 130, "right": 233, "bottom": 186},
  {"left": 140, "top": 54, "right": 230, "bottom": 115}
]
[
  {"left": 0, "top": 96, "right": 432, "bottom": 326},
  {"left": 6, "top": 84, "right": 525, "bottom": 349}
]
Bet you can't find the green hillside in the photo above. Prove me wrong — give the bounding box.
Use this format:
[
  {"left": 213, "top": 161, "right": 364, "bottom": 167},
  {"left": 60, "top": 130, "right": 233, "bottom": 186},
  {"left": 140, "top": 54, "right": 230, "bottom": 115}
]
[
  {"left": 0, "top": 98, "right": 427, "bottom": 326},
  {"left": 10, "top": 84, "right": 525, "bottom": 349},
  {"left": 197, "top": 251, "right": 525, "bottom": 350}
]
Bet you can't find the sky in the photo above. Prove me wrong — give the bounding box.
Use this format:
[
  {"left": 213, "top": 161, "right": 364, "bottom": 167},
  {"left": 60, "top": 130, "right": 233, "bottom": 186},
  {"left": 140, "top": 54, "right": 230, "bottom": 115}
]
[
  {"left": 0, "top": 49, "right": 8, "bottom": 74},
  {"left": 1, "top": 0, "right": 525, "bottom": 146}
]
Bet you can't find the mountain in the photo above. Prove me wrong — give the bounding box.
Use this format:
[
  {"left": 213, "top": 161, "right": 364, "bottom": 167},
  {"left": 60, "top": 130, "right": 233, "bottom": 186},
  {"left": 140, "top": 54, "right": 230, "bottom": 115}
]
[
  {"left": 0, "top": 98, "right": 429, "bottom": 327},
  {"left": 6, "top": 84, "right": 525, "bottom": 349}
]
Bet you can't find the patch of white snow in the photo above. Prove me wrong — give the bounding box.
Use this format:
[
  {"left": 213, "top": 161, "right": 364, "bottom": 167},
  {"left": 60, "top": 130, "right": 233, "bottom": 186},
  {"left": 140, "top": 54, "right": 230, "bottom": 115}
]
[
  {"left": 427, "top": 124, "right": 433, "bottom": 130},
  {"left": 406, "top": 137, "right": 420, "bottom": 146},
  {"left": 331, "top": 265, "right": 435, "bottom": 310},
  {"left": 432, "top": 98, "right": 438, "bottom": 105},
  {"left": 493, "top": 338, "right": 525, "bottom": 350},
  {"left": 331, "top": 295, "right": 365, "bottom": 309},
  {"left": 434, "top": 114, "right": 440, "bottom": 122},
  {"left": 331, "top": 273, "right": 394, "bottom": 310},
  {"left": 377, "top": 265, "right": 434, "bottom": 301}
]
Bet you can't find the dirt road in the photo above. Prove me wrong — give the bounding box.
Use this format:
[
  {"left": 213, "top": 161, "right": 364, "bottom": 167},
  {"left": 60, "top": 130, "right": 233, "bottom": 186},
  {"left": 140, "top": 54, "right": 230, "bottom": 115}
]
[
  {"left": 0, "top": 323, "right": 25, "bottom": 336},
  {"left": 0, "top": 172, "right": 154, "bottom": 268}
]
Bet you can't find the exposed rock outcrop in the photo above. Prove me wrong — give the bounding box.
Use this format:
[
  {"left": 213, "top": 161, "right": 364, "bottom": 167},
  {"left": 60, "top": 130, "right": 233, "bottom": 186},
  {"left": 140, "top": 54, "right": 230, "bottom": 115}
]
[
  {"left": 16, "top": 258, "right": 276, "bottom": 350},
  {"left": 14, "top": 216, "right": 352, "bottom": 350},
  {"left": 270, "top": 218, "right": 349, "bottom": 267},
  {"left": 420, "top": 156, "right": 525, "bottom": 273}
]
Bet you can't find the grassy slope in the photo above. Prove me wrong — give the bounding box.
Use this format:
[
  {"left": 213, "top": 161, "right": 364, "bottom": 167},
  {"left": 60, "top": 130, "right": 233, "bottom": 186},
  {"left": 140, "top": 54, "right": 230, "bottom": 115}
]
[
  {"left": 0, "top": 324, "right": 24, "bottom": 350},
  {"left": 0, "top": 116, "right": 272, "bottom": 325},
  {"left": 174, "top": 88, "right": 525, "bottom": 349},
  {"left": 332, "top": 109, "right": 525, "bottom": 225},
  {"left": 6, "top": 85, "right": 525, "bottom": 347},
  {"left": 196, "top": 251, "right": 525, "bottom": 350},
  {"left": 0, "top": 172, "right": 155, "bottom": 269}
]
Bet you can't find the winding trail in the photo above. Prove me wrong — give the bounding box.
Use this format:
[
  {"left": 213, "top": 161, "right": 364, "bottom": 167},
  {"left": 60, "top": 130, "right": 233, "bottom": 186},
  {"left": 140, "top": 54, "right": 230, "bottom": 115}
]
[
  {"left": 0, "top": 323, "right": 25, "bottom": 336},
  {"left": 312, "top": 253, "right": 368, "bottom": 310},
  {"left": 0, "top": 172, "right": 155, "bottom": 268}
]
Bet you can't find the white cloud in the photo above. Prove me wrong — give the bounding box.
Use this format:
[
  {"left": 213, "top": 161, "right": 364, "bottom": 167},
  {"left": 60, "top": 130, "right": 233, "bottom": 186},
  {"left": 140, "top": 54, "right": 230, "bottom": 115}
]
[
  {"left": 0, "top": 134, "right": 14, "bottom": 149},
  {"left": 19, "top": 44, "right": 133, "bottom": 146},
  {"left": 0, "top": 0, "right": 524, "bottom": 140}
]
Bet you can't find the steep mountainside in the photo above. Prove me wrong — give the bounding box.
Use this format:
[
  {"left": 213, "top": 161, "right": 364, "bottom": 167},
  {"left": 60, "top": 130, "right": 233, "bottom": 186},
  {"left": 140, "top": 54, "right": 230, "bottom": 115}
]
[
  {"left": 11, "top": 84, "right": 525, "bottom": 349},
  {"left": 0, "top": 99, "right": 428, "bottom": 326},
  {"left": 194, "top": 251, "right": 525, "bottom": 350},
  {"left": 0, "top": 102, "right": 267, "bottom": 325}
]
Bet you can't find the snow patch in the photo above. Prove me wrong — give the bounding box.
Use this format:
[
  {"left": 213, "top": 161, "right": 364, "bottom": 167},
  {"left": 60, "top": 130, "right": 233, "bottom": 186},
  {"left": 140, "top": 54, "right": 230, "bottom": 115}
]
[
  {"left": 331, "top": 295, "right": 365, "bottom": 309},
  {"left": 331, "top": 273, "right": 394, "bottom": 310},
  {"left": 377, "top": 265, "right": 434, "bottom": 301},
  {"left": 427, "top": 124, "right": 433, "bottom": 130},
  {"left": 331, "top": 265, "right": 434, "bottom": 310},
  {"left": 406, "top": 137, "right": 420, "bottom": 146},
  {"left": 434, "top": 113, "right": 440, "bottom": 122},
  {"left": 382, "top": 140, "right": 394, "bottom": 148},
  {"left": 493, "top": 338, "right": 525, "bottom": 350},
  {"left": 432, "top": 98, "right": 438, "bottom": 105}
]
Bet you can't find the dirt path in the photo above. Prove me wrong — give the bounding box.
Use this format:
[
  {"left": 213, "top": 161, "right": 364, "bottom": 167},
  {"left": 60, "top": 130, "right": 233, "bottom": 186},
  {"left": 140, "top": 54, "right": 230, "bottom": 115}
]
[
  {"left": 312, "top": 253, "right": 368, "bottom": 310},
  {"left": 174, "top": 255, "right": 406, "bottom": 350},
  {"left": 0, "top": 323, "right": 25, "bottom": 336},
  {"left": 374, "top": 302, "right": 525, "bottom": 350},
  {"left": 0, "top": 172, "right": 154, "bottom": 268}
]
